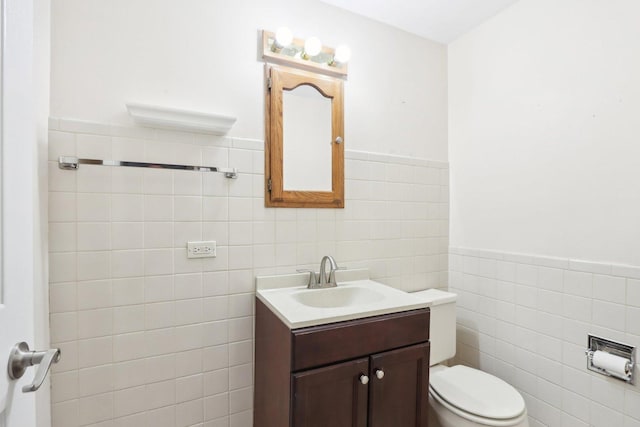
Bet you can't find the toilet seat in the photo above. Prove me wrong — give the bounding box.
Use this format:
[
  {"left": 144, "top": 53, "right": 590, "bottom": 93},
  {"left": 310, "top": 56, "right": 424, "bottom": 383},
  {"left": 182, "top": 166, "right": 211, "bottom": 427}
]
[{"left": 430, "top": 365, "right": 527, "bottom": 427}]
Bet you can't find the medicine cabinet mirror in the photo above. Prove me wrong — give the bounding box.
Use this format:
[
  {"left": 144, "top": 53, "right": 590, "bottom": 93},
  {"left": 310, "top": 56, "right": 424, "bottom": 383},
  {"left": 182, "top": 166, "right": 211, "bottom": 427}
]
[{"left": 264, "top": 65, "right": 344, "bottom": 208}]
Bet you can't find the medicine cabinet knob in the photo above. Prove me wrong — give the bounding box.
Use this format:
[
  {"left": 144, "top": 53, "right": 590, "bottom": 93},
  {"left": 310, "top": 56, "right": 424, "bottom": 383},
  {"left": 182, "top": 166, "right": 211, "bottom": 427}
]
[
  {"left": 375, "top": 369, "right": 385, "bottom": 380},
  {"left": 335, "top": 136, "right": 343, "bottom": 144},
  {"left": 359, "top": 374, "right": 369, "bottom": 385}
]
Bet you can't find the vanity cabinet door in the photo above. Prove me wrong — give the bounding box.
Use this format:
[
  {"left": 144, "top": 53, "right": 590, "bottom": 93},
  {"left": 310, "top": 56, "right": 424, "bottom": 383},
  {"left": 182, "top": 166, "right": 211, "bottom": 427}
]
[
  {"left": 292, "top": 358, "right": 369, "bottom": 427},
  {"left": 368, "top": 343, "right": 430, "bottom": 427}
]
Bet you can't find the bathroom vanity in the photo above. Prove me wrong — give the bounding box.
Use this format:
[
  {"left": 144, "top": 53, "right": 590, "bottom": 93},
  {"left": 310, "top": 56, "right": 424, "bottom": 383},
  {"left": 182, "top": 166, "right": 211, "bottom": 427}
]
[{"left": 254, "top": 270, "right": 431, "bottom": 427}]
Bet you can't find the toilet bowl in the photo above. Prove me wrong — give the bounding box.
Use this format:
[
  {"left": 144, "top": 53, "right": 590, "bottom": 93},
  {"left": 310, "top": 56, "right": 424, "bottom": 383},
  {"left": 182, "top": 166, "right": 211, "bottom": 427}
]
[
  {"left": 410, "top": 289, "right": 529, "bottom": 427},
  {"left": 428, "top": 364, "right": 528, "bottom": 427}
]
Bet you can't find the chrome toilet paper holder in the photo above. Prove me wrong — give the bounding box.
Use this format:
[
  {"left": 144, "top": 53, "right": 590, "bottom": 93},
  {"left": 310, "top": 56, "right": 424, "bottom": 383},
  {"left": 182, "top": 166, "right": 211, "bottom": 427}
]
[{"left": 585, "top": 334, "right": 635, "bottom": 384}]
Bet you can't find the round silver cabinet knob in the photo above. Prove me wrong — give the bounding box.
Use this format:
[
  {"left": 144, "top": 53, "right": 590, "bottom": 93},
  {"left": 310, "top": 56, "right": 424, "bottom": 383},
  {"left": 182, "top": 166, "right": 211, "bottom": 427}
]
[
  {"left": 359, "top": 375, "right": 369, "bottom": 385},
  {"left": 375, "top": 369, "right": 385, "bottom": 380},
  {"left": 335, "top": 136, "right": 343, "bottom": 144}
]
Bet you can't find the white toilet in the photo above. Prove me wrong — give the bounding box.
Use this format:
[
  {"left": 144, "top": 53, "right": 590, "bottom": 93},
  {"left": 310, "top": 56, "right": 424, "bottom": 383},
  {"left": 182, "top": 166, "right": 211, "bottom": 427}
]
[{"left": 411, "top": 289, "right": 529, "bottom": 427}]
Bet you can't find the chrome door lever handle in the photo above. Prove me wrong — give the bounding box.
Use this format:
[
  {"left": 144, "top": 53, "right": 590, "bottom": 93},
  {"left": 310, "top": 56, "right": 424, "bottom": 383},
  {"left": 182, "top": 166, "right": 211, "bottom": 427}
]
[{"left": 8, "top": 342, "right": 61, "bottom": 392}]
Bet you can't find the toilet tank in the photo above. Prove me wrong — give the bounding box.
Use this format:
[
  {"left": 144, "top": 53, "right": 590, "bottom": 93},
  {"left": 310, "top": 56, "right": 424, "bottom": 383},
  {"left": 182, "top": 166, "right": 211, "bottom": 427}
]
[{"left": 410, "top": 289, "right": 457, "bottom": 366}]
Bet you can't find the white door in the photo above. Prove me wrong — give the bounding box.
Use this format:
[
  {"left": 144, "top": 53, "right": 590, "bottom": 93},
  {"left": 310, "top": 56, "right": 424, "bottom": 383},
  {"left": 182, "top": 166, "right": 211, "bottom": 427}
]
[{"left": 0, "top": 0, "right": 50, "bottom": 426}]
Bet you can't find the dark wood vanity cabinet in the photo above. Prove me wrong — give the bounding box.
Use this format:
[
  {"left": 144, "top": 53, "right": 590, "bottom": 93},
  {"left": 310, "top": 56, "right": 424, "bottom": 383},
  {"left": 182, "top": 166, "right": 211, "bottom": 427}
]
[{"left": 254, "top": 299, "right": 430, "bottom": 427}]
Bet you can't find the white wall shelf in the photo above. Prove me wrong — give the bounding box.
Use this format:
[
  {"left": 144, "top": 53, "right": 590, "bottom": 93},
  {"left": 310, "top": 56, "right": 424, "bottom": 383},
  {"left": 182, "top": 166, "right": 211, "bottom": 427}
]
[{"left": 126, "top": 102, "right": 237, "bottom": 135}]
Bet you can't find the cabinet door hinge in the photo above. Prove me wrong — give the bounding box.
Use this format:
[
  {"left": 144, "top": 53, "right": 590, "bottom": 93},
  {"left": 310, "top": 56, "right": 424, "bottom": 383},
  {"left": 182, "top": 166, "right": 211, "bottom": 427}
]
[
  {"left": 267, "top": 178, "right": 272, "bottom": 192},
  {"left": 267, "top": 77, "right": 272, "bottom": 89}
]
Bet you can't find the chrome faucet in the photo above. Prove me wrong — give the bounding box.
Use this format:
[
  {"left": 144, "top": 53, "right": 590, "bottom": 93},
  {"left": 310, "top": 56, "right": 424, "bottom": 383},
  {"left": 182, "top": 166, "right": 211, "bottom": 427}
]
[
  {"left": 297, "top": 255, "right": 341, "bottom": 289},
  {"left": 318, "top": 255, "right": 339, "bottom": 288}
]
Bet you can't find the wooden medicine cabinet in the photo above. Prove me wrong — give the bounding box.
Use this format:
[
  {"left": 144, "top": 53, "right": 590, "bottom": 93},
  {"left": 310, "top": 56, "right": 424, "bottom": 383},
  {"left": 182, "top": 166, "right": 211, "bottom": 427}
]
[{"left": 264, "top": 64, "right": 344, "bottom": 208}]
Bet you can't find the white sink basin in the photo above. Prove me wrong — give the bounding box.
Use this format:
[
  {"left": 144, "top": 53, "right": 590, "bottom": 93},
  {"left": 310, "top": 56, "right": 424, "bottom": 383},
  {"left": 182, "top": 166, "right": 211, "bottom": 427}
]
[
  {"left": 256, "top": 269, "right": 430, "bottom": 329},
  {"left": 292, "top": 286, "right": 385, "bottom": 308}
]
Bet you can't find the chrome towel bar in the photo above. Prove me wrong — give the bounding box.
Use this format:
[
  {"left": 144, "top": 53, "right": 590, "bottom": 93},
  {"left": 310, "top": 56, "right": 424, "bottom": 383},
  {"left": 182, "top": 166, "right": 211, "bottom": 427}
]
[{"left": 58, "top": 156, "right": 238, "bottom": 179}]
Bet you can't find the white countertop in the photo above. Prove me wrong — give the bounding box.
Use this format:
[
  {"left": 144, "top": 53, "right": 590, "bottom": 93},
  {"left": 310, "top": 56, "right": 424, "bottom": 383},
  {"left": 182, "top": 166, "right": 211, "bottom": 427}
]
[{"left": 256, "top": 269, "right": 430, "bottom": 329}]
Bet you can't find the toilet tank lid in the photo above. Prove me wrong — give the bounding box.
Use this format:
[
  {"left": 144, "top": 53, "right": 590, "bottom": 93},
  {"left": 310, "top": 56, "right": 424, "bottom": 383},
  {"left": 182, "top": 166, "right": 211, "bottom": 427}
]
[
  {"left": 430, "top": 365, "right": 526, "bottom": 420},
  {"left": 409, "top": 289, "right": 456, "bottom": 306}
]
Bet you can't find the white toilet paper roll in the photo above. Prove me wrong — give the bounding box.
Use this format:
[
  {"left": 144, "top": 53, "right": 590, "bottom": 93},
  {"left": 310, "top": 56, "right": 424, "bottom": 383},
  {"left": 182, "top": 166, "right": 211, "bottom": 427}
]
[{"left": 592, "top": 350, "right": 631, "bottom": 379}]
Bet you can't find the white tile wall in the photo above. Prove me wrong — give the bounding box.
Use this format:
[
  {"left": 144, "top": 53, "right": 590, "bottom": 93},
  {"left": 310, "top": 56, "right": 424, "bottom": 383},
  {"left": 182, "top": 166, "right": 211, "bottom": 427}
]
[
  {"left": 450, "top": 247, "right": 640, "bottom": 427},
  {"left": 48, "top": 118, "right": 449, "bottom": 427}
]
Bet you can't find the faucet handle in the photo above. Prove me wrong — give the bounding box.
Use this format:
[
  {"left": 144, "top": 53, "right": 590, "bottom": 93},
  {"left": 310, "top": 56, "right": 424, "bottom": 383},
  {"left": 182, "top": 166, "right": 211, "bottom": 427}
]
[
  {"left": 328, "top": 266, "right": 348, "bottom": 284},
  {"left": 296, "top": 269, "right": 318, "bottom": 287}
]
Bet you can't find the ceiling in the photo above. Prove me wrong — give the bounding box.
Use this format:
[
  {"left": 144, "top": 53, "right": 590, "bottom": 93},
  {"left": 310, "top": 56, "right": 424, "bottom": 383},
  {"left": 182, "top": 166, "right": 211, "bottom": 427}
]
[{"left": 319, "top": 0, "right": 520, "bottom": 44}]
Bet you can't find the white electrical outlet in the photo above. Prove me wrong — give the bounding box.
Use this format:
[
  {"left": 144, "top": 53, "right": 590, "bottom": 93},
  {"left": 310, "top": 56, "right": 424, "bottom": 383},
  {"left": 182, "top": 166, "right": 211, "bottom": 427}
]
[{"left": 187, "top": 241, "right": 217, "bottom": 258}]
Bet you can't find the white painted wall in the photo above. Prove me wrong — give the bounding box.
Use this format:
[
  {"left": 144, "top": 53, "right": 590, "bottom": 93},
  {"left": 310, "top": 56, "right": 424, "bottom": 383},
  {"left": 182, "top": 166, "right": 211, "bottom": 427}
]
[
  {"left": 449, "top": 0, "right": 640, "bottom": 266},
  {"left": 450, "top": 2, "right": 640, "bottom": 426},
  {"left": 50, "top": 0, "right": 448, "bottom": 161},
  {"left": 48, "top": 1, "right": 449, "bottom": 424}
]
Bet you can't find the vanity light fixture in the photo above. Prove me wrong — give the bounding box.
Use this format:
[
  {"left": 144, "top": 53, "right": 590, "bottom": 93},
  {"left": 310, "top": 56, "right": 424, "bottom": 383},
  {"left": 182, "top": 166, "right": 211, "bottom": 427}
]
[{"left": 262, "top": 29, "right": 349, "bottom": 78}]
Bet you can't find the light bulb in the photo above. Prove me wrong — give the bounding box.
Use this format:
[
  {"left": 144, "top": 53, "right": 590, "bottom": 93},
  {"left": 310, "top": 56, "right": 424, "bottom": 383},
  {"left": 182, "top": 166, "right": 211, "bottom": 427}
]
[
  {"left": 303, "top": 37, "right": 322, "bottom": 58},
  {"left": 274, "top": 27, "right": 293, "bottom": 49},
  {"left": 334, "top": 44, "right": 351, "bottom": 64}
]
